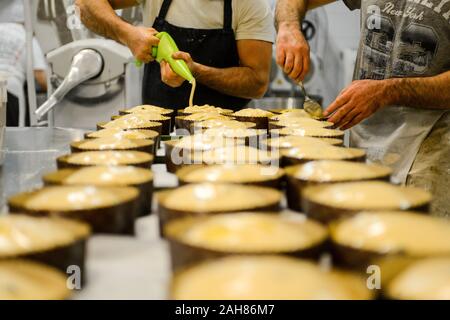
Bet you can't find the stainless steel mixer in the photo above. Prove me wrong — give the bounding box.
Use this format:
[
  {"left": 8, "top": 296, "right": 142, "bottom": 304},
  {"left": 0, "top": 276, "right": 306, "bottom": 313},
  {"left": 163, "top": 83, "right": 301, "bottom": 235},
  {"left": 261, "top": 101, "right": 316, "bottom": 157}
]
[
  {"left": 27, "top": 1, "right": 142, "bottom": 129},
  {"left": 34, "top": 39, "right": 137, "bottom": 129}
]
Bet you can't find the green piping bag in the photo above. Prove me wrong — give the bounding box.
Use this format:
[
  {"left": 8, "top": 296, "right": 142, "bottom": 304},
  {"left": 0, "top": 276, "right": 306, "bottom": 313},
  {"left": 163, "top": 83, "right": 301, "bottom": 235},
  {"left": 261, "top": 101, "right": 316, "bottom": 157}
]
[{"left": 135, "top": 32, "right": 194, "bottom": 83}]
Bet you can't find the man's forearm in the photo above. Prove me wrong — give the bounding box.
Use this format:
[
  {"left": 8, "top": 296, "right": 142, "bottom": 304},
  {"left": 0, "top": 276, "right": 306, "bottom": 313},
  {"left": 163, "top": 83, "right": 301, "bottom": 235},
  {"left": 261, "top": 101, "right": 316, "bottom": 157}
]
[
  {"left": 385, "top": 71, "right": 450, "bottom": 110},
  {"left": 275, "top": 0, "right": 336, "bottom": 29},
  {"left": 275, "top": 0, "right": 307, "bottom": 30},
  {"left": 76, "top": 0, "right": 133, "bottom": 45},
  {"left": 193, "top": 64, "right": 268, "bottom": 100}
]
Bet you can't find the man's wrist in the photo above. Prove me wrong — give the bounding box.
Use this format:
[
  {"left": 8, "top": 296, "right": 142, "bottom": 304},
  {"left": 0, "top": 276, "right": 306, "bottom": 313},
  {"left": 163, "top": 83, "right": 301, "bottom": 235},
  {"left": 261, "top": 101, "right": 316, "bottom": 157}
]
[
  {"left": 117, "top": 23, "right": 136, "bottom": 47},
  {"left": 191, "top": 62, "right": 204, "bottom": 80},
  {"left": 277, "top": 20, "right": 301, "bottom": 31}
]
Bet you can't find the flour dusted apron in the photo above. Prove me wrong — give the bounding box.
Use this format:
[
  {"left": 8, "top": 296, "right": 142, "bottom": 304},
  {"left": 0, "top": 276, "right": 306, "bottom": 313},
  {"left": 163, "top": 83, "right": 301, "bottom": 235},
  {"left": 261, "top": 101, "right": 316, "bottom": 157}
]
[
  {"left": 350, "top": 106, "right": 446, "bottom": 185},
  {"left": 142, "top": 0, "right": 250, "bottom": 110},
  {"left": 407, "top": 112, "right": 450, "bottom": 217}
]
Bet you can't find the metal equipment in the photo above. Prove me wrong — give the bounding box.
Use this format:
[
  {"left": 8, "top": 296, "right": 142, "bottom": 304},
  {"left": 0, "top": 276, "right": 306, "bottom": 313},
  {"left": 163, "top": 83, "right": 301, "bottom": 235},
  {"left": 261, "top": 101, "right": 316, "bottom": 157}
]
[
  {"left": 36, "top": 39, "right": 136, "bottom": 129},
  {"left": 35, "top": 48, "right": 103, "bottom": 120},
  {"left": 25, "top": 0, "right": 143, "bottom": 129}
]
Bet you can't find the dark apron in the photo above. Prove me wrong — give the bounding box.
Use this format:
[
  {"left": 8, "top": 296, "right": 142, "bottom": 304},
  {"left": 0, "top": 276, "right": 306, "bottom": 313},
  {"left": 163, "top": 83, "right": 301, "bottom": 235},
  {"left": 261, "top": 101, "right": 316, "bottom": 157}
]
[{"left": 142, "top": 0, "right": 250, "bottom": 111}]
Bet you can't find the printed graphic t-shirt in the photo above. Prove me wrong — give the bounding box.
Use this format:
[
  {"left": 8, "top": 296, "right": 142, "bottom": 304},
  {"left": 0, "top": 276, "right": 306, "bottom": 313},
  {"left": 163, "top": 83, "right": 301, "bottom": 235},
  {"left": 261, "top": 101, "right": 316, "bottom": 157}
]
[
  {"left": 342, "top": 0, "right": 450, "bottom": 184},
  {"left": 344, "top": 0, "right": 450, "bottom": 79}
]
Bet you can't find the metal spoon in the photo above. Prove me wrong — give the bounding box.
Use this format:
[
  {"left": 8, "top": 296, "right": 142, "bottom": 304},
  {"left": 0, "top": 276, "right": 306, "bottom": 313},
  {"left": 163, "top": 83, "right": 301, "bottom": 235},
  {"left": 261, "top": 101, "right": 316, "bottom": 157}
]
[{"left": 298, "top": 81, "right": 324, "bottom": 119}]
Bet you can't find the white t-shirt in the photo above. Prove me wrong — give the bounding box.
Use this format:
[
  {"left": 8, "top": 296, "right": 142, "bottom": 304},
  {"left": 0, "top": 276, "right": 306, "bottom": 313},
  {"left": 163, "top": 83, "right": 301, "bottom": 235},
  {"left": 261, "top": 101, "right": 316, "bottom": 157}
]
[
  {"left": 0, "top": 23, "right": 47, "bottom": 97},
  {"left": 137, "top": 0, "right": 275, "bottom": 43}
]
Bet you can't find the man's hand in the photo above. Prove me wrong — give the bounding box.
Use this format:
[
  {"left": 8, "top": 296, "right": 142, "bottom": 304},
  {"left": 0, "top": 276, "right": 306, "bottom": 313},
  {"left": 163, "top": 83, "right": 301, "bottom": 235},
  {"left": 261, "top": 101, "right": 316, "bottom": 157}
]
[
  {"left": 159, "top": 40, "right": 271, "bottom": 98},
  {"left": 276, "top": 22, "right": 310, "bottom": 82},
  {"left": 324, "top": 80, "right": 389, "bottom": 130},
  {"left": 125, "top": 26, "right": 160, "bottom": 64},
  {"left": 160, "top": 51, "right": 197, "bottom": 88}
]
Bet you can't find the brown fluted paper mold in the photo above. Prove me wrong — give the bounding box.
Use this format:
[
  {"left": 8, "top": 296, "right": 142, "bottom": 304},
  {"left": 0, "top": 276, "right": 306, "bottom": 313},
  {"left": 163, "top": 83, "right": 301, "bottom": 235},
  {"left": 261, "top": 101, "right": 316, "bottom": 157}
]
[
  {"left": 329, "top": 212, "right": 450, "bottom": 287},
  {"left": 170, "top": 255, "right": 374, "bottom": 300},
  {"left": 111, "top": 113, "right": 171, "bottom": 135},
  {"left": 85, "top": 128, "right": 160, "bottom": 142},
  {"left": 175, "top": 113, "right": 232, "bottom": 133},
  {"left": 385, "top": 258, "right": 450, "bottom": 300},
  {"left": 119, "top": 105, "right": 174, "bottom": 117},
  {"left": 119, "top": 105, "right": 175, "bottom": 131},
  {"left": 164, "top": 135, "right": 244, "bottom": 174},
  {"left": 164, "top": 212, "right": 328, "bottom": 271},
  {"left": 232, "top": 108, "right": 275, "bottom": 130},
  {"left": 200, "top": 128, "right": 268, "bottom": 147},
  {"left": 261, "top": 136, "right": 343, "bottom": 152},
  {"left": 43, "top": 166, "right": 154, "bottom": 217},
  {"left": 157, "top": 183, "right": 283, "bottom": 234},
  {"left": 177, "top": 105, "right": 233, "bottom": 117},
  {"left": 164, "top": 139, "right": 192, "bottom": 174},
  {"left": 0, "top": 260, "right": 72, "bottom": 300},
  {"left": 71, "top": 137, "right": 155, "bottom": 157},
  {"left": 85, "top": 128, "right": 160, "bottom": 152},
  {"left": 8, "top": 186, "right": 140, "bottom": 235},
  {"left": 268, "top": 118, "right": 334, "bottom": 131},
  {"left": 271, "top": 127, "right": 345, "bottom": 139},
  {"left": 282, "top": 145, "right": 366, "bottom": 167},
  {"left": 301, "top": 182, "right": 431, "bottom": 223},
  {"left": 97, "top": 120, "right": 163, "bottom": 135},
  {"left": 57, "top": 151, "right": 154, "bottom": 170},
  {"left": 176, "top": 164, "right": 285, "bottom": 189},
  {"left": 285, "top": 161, "right": 392, "bottom": 212},
  {"left": 196, "top": 146, "right": 281, "bottom": 168},
  {"left": 191, "top": 120, "right": 256, "bottom": 133},
  {"left": 108, "top": 112, "right": 169, "bottom": 132},
  {"left": 176, "top": 108, "right": 233, "bottom": 133},
  {"left": 269, "top": 109, "right": 316, "bottom": 118},
  {"left": 0, "top": 215, "right": 90, "bottom": 285}
]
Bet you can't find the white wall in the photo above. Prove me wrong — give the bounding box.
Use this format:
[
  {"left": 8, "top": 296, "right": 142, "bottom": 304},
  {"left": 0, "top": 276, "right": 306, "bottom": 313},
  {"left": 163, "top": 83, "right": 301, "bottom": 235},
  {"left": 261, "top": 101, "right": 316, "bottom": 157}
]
[
  {"left": 319, "top": 2, "right": 361, "bottom": 105},
  {"left": 268, "top": 0, "right": 361, "bottom": 51},
  {"left": 323, "top": 1, "right": 361, "bottom": 51}
]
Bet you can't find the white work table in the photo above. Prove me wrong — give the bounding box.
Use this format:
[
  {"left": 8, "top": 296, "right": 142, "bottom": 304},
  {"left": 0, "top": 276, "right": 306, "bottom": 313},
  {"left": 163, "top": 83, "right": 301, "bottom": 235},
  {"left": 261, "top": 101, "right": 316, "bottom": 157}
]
[{"left": 0, "top": 128, "right": 175, "bottom": 299}]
